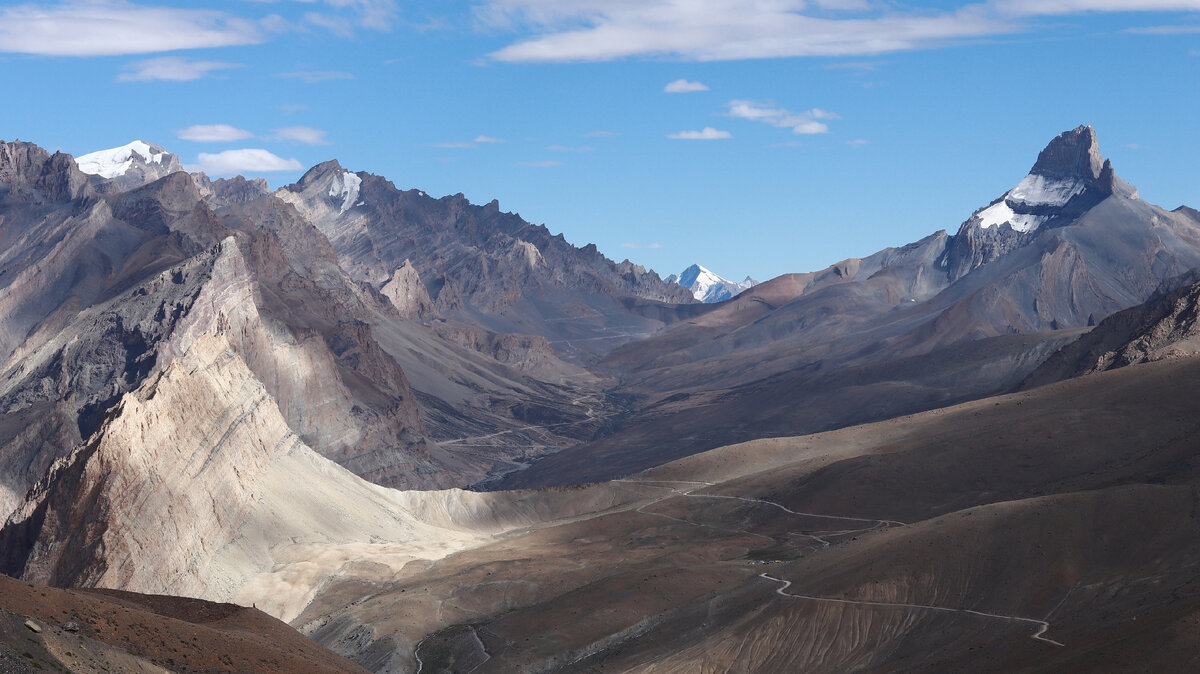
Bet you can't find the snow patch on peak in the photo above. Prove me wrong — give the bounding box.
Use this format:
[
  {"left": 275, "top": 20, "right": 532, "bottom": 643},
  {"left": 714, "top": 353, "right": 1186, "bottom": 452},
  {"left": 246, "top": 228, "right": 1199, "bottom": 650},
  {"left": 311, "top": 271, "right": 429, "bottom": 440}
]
[
  {"left": 975, "top": 200, "right": 1045, "bottom": 233},
  {"left": 328, "top": 170, "right": 362, "bottom": 214},
  {"left": 75, "top": 140, "right": 167, "bottom": 179},
  {"left": 973, "top": 173, "right": 1087, "bottom": 233},
  {"left": 1008, "top": 174, "right": 1085, "bottom": 207}
]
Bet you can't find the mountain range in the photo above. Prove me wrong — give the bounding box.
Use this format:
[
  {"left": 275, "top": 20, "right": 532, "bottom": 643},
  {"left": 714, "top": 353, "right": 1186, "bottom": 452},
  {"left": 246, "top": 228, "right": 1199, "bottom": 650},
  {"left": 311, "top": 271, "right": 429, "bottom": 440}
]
[{"left": 3, "top": 125, "right": 1200, "bottom": 671}]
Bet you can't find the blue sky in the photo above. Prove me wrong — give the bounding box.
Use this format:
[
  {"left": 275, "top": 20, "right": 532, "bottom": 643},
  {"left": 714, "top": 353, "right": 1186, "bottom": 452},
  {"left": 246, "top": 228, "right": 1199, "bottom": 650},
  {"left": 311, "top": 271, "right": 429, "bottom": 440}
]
[{"left": 2, "top": 1, "right": 1199, "bottom": 282}]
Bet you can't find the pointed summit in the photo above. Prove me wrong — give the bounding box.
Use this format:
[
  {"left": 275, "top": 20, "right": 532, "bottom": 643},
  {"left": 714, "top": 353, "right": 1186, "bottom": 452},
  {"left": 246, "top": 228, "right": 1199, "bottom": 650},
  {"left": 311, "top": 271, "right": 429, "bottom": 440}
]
[
  {"left": 1030, "top": 125, "right": 1104, "bottom": 181},
  {"left": 292, "top": 159, "right": 344, "bottom": 190}
]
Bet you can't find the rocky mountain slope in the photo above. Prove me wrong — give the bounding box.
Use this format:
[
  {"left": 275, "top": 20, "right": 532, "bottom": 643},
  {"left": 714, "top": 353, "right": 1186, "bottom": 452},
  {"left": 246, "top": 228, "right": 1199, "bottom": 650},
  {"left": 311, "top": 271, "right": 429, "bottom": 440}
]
[
  {"left": 667, "top": 263, "right": 758, "bottom": 302},
  {"left": 0, "top": 138, "right": 616, "bottom": 519},
  {"left": 276, "top": 161, "right": 695, "bottom": 362},
  {"left": 0, "top": 573, "right": 367, "bottom": 673},
  {"left": 495, "top": 125, "right": 1200, "bottom": 487},
  {"left": 1021, "top": 269, "right": 1200, "bottom": 388}
]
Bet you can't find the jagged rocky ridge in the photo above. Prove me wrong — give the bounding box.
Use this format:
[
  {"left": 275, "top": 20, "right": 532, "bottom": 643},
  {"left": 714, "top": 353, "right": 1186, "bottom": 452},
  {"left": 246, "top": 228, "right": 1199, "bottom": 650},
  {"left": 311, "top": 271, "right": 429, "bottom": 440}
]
[
  {"left": 276, "top": 161, "right": 695, "bottom": 362},
  {"left": 0, "top": 137, "right": 652, "bottom": 522}
]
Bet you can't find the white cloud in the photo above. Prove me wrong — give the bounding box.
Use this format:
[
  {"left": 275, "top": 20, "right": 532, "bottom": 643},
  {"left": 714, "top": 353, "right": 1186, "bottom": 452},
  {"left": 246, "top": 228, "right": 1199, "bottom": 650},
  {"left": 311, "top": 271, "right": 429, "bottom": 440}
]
[
  {"left": 727, "top": 100, "right": 835, "bottom": 134},
  {"left": 481, "top": 1, "right": 1013, "bottom": 63},
  {"left": 584, "top": 130, "right": 618, "bottom": 137},
  {"left": 546, "top": 144, "right": 595, "bottom": 152},
  {"left": 117, "top": 57, "right": 240, "bottom": 82},
  {"left": 277, "top": 70, "right": 355, "bottom": 83},
  {"left": 846, "top": 138, "right": 869, "bottom": 145},
  {"left": 664, "top": 78, "right": 709, "bottom": 93},
  {"left": 0, "top": 2, "right": 264, "bottom": 56},
  {"left": 178, "top": 124, "right": 254, "bottom": 142},
  {"left": 621, "top": 242, "right": 663, "bottom": 249},
  {"left": 271, "top": 126, "right": 332, "bottom": 145},
  {"left": 996, "top": 0, "right": 1200, "bottom": 14},
  {"left": 516, "top": 160, "right": 564, "bottom": 167},
  {"left": 279, "top": 103, "right": 309, "bottom": 114},
  {"left": 474, "top": 135, "right": 507, "bottom": 143},
  {"left": 668, "top": 127, "right": 732, "bottom": 140},
  {"left": 190, "top": 149, "right": 303, "bottom": 175}
]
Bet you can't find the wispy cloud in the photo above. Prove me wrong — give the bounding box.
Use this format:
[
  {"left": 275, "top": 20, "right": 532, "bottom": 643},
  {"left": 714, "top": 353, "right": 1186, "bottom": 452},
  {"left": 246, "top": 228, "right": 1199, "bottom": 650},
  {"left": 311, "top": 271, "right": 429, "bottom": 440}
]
[
  {"left": 727, "top": 100, "right": 837, "bottom": 135},
  {"left": 664, "top": 78, "right": 710, "bottom": 93},
  {"left": 433, "top": 135, "right": 506, "bottom": 148},
  {"left": 270, "top": 125, "right": 332, "bottom": 145},
  {"left": 277, "top": 70, "right": 355, "bottom": 83},
  {"left": 846, "top": 138, "right": 869, "bottom": 145},
  {"left": 117, "top": 57, "right": 240, "bottom": 82},
  {"left": 621, "top": 242, "right": 663, "bottom": 249},
  {"left": 584, "top": 130, "right": 619, "bottom": 138},
  {"left": 0, "top": 2, "right": 263, "bottom": 56},
  {"left": 178, "top": 124, "right": 254, "bottom": 142},
  {"left": 279, "top": 103, "right": 309, "bottom": 114},
  {"left": 822, "top": 60, "right": 888, "bottom": 71},
  {"left": 995, "top": 0, "right": 1200, "bottom": 15},
  {"left": 668, "top": 127, "right": 732, "bottom": 140},
  {"left": 546, "top": 144, "right": 595, "bottom": 152},
  {"left": 516, "top": 160, "right": 564, "bottom": 167},
  {"left": 480, "top": 1, "right": 1013, "bottom": 63},
  {"left": 189, "top": 149, "right": 303, "bottom": 176},
  {"left": 1126, "top": 24, "right": 1200, "bottom": 34}
]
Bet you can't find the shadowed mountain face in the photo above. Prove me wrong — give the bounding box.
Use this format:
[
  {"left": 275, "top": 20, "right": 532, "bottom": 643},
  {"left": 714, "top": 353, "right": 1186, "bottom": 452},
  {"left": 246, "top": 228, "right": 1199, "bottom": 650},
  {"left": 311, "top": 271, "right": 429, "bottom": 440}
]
[
  {"left": 277, "top": 161, "right": 695, "bottom": 363},
  {"left": 493, "top": 125, "right": 1200, "bottom": 488},
  {"left": 1022, "top": 269, "right": 1200, "bottom": 388}
]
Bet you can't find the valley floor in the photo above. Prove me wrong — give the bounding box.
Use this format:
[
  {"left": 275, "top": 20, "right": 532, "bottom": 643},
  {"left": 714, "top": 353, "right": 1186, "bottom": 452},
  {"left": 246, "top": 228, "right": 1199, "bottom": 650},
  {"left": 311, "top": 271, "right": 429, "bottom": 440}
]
[{"left": 290, "top": 356, "right": 1200, "bottom": 672}]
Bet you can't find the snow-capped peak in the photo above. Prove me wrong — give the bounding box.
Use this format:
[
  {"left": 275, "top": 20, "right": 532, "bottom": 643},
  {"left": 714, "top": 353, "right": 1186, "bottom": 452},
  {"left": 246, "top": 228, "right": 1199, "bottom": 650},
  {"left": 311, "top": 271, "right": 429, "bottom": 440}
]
[
  {"left": 328, "top": 169, "right": 362, "bottom": 214},
  {"left": 675, "top": 264, "right": 758, "bottom": 303},
  {"left": 75, "top": 140, "right": 168, "bottom": 179}
]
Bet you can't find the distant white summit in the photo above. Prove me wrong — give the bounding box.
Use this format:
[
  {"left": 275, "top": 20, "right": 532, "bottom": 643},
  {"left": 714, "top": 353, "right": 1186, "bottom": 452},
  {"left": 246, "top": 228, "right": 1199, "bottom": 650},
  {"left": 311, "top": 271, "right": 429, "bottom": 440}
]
[
  {"left": 668, "top": 264, "right": 758, "bottom": 303},
  {"left": 73, "top": 140, "right": 184, "bottom": 191},
  {"left": 74, "top": 140, "right": 170, "bottom": 179}
]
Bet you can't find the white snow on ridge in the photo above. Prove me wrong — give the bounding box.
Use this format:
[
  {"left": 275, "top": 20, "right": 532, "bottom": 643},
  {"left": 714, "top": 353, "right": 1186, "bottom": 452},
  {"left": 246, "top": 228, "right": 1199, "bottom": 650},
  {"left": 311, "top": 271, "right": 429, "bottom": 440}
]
[
  {"left": 329, "top": 170, "right": 362, "bottom": 214},
  {"left": 1008, "top": 174, "right": 1084, "bottom": 206},
  {"left": 75, "top": 140, "right": 166, "bottom": 178},
  {"left": 685, "top": 264, "right": 726, "bottom": 301},
  {"left": 974, "top": 173, "right": 1084, "bottom": 233},
  {"left": 975, "top": 199, "right": 1045, "bottom": 232}
]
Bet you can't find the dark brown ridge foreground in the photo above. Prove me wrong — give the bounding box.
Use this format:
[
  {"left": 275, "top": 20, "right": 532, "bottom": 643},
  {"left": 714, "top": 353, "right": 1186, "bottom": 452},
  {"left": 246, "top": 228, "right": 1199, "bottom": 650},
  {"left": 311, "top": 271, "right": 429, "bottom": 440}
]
[{"left": 0, "top": 573, "right": 368, "bottom": 673}]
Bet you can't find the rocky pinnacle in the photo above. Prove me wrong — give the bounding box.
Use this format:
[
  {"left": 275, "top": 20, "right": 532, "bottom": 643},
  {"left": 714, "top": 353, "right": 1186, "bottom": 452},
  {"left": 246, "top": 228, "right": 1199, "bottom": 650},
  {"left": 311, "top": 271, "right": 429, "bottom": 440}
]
[{"left": 1030, "top": 125, "right": 1104, "bottom": 181}]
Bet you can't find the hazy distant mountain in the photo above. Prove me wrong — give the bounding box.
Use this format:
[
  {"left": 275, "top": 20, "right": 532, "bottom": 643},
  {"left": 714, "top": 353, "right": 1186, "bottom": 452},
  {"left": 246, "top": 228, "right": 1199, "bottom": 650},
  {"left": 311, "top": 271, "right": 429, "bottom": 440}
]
[{"left": 667, "top": 264, "right": 758, "bottom": 302}]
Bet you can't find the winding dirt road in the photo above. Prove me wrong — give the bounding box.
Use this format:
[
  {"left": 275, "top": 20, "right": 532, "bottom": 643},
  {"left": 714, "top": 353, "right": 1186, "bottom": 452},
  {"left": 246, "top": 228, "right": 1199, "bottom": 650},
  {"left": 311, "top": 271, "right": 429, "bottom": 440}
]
[{"left": 759, "top": 573, "right": 1064, "bottom": 647}]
